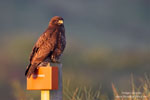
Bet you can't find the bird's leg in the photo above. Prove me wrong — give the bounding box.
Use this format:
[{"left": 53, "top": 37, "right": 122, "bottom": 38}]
[
  {"left": 55, "top": 59, "right": 61, "bottom": 64},
  {"left": 51, "top": 55, "right": 61, "bottom": 64},
  {"left": 51, "top": 56, "right": 61, "bottom": 64}
]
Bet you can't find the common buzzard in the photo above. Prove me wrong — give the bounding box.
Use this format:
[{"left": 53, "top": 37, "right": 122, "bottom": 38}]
[{"left": 25, "top": 16, "right": 66, "bottom": 78}]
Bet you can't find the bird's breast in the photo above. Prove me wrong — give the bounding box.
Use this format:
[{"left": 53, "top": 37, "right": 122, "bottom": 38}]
[{"left": 46, "top": 31, "right": 59, "bottom": 48}]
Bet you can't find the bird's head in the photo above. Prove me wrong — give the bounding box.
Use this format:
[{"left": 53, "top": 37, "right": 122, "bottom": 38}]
[{"left": 49, "top": 16, "right": 64, "bottom": 27}]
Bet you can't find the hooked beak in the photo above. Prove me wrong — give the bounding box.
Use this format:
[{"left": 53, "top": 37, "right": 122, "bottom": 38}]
[{"left": 58, "top": 20, "right": 63, "bottom": 25}]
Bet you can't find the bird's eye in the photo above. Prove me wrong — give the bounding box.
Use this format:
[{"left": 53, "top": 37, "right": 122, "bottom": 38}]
[{"left": 53, "top": 20, "right": 57, "bottom": 24}]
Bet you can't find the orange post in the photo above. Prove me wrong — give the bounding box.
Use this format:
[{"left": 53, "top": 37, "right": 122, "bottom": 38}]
[{"left": 27, "top": 66, "right": 58, "bottom": 90}]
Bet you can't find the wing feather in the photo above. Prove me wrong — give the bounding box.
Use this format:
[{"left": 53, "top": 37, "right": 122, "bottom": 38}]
[
  {"left": 25, "top": 28, "right": 56, "bottom": 77},
  {"left": 29, "top": 28, "right": 55, "bottom": 62}
]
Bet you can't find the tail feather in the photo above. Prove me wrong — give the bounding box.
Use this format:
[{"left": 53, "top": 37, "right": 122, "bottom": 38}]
[
  {"left": 25, "top": 63, "right": 39, "bottom": 78},
  {"left": 25, "top": 63, "right": 32, "bottom": 77}
]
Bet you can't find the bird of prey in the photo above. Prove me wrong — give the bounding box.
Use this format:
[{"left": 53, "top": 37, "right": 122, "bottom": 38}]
[{"left": 25, "top": 16, "right": 66, "bottom": 78}]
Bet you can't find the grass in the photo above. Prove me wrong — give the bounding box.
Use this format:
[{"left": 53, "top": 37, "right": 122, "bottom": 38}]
[
  {"left": 11, "top": 75, "right": 150, "bottom": 100},
  {"left": 112, "top": 75, "right": 150, "bottom": 100},
  {"left": 63, "top": 80, "right": 108, "bottom": 100}
]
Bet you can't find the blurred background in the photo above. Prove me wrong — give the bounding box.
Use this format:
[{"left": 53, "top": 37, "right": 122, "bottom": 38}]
[{"left": 0, "top": 0, "right": 150, "bottom": 100}]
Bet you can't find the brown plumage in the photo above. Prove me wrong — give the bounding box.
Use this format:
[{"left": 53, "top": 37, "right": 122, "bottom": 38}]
[{"left": 25, "top": 16, "right": 66, "bottom": 78}]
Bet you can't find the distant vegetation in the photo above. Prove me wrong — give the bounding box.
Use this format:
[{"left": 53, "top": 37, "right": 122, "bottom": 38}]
[{"left": 0, "top": 35, "right": 150, "bottom": 99}]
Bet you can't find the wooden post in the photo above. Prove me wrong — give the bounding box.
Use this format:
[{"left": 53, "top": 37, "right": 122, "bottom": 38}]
[
  {"left": 50, "top": 63, "right": 62, "bottom": 100},
  {"left": 41, "top": 90, "right": 50, "bottom": 100}
]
